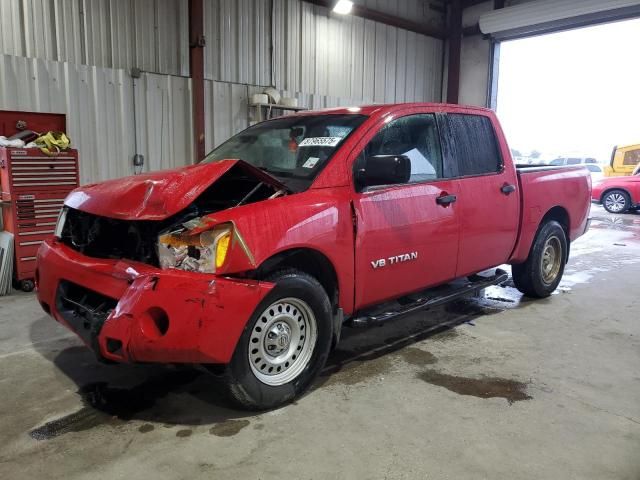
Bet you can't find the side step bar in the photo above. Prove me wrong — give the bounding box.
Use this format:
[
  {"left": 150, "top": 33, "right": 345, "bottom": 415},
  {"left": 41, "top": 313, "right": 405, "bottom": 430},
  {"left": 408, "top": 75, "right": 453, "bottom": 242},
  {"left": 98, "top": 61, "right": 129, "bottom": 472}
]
[{"left": 348, "top": 268, "right": 509, "bottom": 328}]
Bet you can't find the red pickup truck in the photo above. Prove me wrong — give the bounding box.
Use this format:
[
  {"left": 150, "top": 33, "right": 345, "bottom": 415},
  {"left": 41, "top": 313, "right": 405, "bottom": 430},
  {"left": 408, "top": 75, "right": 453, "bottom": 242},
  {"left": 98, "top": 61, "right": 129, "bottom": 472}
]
[{"left": 36, "top": 103, "right": 591, "bottom": 409}]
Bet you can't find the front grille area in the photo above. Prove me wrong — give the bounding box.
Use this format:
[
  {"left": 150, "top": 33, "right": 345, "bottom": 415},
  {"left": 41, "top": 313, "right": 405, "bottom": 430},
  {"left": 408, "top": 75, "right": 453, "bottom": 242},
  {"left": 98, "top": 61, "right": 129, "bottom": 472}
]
[
  {"left": 60, "top": 208, "right": 162, "bottom": 266},
  {"left": 55, "top": 280, "right": 119, "bottom": 349}
]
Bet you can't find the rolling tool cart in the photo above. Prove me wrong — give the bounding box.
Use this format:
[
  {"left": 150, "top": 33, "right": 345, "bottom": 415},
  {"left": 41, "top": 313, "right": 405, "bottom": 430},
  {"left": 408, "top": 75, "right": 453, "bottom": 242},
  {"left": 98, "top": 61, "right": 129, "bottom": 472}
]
[{"left": 0, "top": 111, "right": 79, "bottom": 292}]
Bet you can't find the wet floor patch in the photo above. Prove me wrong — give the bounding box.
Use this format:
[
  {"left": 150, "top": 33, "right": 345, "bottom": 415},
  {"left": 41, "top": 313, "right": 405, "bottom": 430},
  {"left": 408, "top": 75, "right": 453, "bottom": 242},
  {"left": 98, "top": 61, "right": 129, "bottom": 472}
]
[
  {"left": 176, "top": 429, "right": 192, "bottom": 438},
  {"left": 418, "top": 370, "right": 531, "bottom": 404},
  {"left": 29, "top": 369, "right": 201, "bottom": 440},
  {"left": 325, "top": 356, "right": 395, "bottom": 386},
  {"left": 209, "top": 419, "right": 250, "bottom": 437},
  {"left": 29, "top": 406, "right": 118, "bottom": 440},
  {"left": 138, "top": 423, "right": 155, "bottom": 433},
  {"left": 397, "top": 347, "right": 437, "bottom": 366}
]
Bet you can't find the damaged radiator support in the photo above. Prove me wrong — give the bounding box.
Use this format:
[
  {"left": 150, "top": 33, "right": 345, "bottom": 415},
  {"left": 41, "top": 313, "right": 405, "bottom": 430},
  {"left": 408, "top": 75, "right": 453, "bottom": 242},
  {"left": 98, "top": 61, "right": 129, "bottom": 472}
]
[{"left": 55, "top": 280, "right": 118, "bottom": 352}]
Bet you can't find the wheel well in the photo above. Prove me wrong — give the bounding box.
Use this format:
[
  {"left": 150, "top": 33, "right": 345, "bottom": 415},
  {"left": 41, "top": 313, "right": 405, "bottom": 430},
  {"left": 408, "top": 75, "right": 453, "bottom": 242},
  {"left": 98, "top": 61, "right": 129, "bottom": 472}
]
[
  {"left": 601, "top": 187, "right": 631, "bottom": 203},
  {"left": 540, "top": 206, "right": 570, "bottom": 262},
  {"left": 254, "top": 248, "right": 339, "bottom": 308},
  {"left": 541, "top": 206, "right": 569, "bottom": 233}
]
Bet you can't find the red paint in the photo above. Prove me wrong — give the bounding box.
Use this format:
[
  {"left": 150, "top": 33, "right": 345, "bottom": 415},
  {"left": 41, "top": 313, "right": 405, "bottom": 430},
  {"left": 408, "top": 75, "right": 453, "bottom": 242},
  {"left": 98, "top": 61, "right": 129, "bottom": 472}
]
[
  {"left": 1, "top": 146, "right": 79, "bottom": 285},
  {"left": 510, "top": 166, "right": 591, "bottom": 262},
  {"left": 353, "top": 180, "right": 460, "bottom": 307},
  {"left": 591, "top": 174, "right": 640, "bottom": 206},
  {"left": 0, "top": 110, "right": 66, "bottom": 139},
  {"left": 36, "top": 103, "right": 591, "bottom": 365},
  {"left": 65, "top": 159, "right": 286, "bottom": 220},
  {"left": 37, "top": 240, "right": 274, "bottom": 363}
]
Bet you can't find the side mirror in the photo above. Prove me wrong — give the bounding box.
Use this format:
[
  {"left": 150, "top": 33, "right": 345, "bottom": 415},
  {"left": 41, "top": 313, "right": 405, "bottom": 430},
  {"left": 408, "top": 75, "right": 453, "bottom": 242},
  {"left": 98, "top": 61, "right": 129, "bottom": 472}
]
[{"left": 356, "top": 155, "right": 411, "bottom": 189}]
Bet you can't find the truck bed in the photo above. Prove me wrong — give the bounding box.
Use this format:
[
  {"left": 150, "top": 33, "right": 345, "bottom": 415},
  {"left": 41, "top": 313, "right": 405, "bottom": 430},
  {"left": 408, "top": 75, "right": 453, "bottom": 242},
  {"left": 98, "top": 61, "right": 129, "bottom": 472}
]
[{"left": 510, "top": 164, "right": 591, "bottom": 263}]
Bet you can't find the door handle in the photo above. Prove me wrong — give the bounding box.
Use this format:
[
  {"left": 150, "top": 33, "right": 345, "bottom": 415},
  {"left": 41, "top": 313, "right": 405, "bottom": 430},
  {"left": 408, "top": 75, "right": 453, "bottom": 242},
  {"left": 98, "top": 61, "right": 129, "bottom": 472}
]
[
  {"left": 436, "top": 194, "right": 457, "bottom": 206},
  {"left": 501, "top": 183, "right": 516, "bottom": 195}
]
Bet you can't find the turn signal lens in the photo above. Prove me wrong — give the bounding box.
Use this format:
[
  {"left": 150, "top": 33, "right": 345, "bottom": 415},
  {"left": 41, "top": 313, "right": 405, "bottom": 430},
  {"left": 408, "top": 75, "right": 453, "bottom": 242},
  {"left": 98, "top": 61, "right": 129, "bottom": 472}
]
[{"left": 215, "top": 231, "right": 231, "bottom": 269}]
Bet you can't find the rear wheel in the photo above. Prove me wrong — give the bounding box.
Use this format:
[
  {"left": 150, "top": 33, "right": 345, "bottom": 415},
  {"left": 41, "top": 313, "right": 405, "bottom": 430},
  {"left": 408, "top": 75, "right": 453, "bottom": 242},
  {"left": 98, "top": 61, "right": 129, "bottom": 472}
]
[
  {"left": 218, "top": 269, "right": 333, "bottom": 410},
  {"left": 602, "top": 189, "right": 630, "bottom": 214},
  {"left": 512, "top": 220, "right": 567, "bottom": 298}
]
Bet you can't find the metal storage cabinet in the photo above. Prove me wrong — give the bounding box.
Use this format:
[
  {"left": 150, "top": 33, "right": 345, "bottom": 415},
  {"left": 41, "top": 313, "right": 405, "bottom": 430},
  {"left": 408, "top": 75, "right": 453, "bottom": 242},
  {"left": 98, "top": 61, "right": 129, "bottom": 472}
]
[{"left": 1, "top": 147, "right": 79, "bottom": 291}]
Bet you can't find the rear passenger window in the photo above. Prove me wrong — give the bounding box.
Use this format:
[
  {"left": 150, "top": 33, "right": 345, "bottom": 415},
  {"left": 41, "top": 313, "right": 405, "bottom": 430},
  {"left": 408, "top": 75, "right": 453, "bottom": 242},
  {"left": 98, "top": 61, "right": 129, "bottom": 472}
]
[
  {"left": 362, "top": 114, "right": 444, "bottom": 183},
  {"left": 445, "top": 114, "right": 502, "bottom": 176}
]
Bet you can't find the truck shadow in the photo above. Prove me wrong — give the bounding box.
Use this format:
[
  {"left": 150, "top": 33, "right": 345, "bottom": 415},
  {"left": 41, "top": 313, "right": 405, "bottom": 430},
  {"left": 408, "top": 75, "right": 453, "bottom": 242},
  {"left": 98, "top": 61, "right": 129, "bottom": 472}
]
[
  {"left": 29, "top": 284, "right": 531, "bottom": 440},
  {"left": 315, "top": 288, "right": 531, "bottom": 389}
]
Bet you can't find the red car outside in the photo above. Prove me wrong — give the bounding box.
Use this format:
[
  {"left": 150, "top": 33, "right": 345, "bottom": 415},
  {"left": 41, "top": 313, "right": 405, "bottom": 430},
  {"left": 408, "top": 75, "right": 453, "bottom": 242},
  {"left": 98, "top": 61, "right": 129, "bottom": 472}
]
[
  {"left": 591, "top": 170, "right": 640, "bottom": 213},
  {"left": 36, "top": 103, "right": 591, "bottom": 409}
]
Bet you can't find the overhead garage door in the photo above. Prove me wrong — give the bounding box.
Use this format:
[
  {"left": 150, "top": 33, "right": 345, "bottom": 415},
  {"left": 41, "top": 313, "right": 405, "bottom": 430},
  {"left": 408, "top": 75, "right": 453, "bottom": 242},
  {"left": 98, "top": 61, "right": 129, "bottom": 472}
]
[{"left": 479, "top": 0, "right": 640, "bottom": 40}]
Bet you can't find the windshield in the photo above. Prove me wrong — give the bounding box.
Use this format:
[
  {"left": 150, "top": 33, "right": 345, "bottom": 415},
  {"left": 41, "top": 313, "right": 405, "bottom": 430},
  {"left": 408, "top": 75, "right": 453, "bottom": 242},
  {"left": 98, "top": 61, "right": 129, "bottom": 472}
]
[{"left": 203, "top": 114, "right": 367, "bottom": 191}]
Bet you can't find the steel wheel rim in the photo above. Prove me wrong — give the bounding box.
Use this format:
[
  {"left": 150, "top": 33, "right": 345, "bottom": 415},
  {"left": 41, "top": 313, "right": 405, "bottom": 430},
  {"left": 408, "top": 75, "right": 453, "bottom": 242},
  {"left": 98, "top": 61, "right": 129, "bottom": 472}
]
[
  {"left": 540, "top": 235, "right": 562, "bottom": 285},
  {"left": 605, "top": 193, "right": 626, "bottom": 212},
  {"left": 248, "top": 298, "right": 317, "bottom": 386}
]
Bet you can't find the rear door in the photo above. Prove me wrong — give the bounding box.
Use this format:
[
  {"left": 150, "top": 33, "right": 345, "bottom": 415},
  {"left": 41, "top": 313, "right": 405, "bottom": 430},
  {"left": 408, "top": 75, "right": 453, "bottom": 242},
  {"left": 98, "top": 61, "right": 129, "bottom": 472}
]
[
  {"left": 352, "top": 112, "right": 460, "bottom": 309},
  {"left": 440, "top": 112, "right": 520, "bottom": 277}
]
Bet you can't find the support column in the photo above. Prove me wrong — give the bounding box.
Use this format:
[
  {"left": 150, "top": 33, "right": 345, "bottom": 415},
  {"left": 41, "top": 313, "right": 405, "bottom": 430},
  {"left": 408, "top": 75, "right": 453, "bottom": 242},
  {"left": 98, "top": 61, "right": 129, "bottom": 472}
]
[
  {"left": 446, "top": 0, "right": 462, "bottom": 104},
  {"left": 189, "top": 0, "right": 206, "bottom": 162}
]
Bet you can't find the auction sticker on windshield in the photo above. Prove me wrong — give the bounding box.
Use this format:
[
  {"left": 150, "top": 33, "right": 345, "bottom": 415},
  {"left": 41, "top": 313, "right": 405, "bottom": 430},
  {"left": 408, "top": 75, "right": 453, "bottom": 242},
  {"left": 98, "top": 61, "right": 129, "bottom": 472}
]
[
  {"left": 299, "top": 137, "right": 342, "bottom": 147},
  {"left": 302, "top": 157, "right": 320, "bottom": 168}
]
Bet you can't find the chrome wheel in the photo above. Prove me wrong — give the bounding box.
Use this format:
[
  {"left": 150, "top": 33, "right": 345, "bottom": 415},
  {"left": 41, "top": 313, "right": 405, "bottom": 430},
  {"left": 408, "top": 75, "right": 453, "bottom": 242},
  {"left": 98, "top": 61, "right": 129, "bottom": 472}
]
[
  {"left": 540, "top": 235, "right": 562, "bottom": 285},
  {"left": 604, "top": 192, "right": 627, "bottom": 213},
  {"left": 248, "top": 298, "right": 317, "bottom": 386}
]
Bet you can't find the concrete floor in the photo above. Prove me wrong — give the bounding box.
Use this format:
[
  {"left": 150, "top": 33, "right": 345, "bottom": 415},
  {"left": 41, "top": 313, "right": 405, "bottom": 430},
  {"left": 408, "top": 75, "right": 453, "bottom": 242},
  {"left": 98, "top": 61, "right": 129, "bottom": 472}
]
[{"left": 0, "top": 204, "right": 639, "bottom": 479}]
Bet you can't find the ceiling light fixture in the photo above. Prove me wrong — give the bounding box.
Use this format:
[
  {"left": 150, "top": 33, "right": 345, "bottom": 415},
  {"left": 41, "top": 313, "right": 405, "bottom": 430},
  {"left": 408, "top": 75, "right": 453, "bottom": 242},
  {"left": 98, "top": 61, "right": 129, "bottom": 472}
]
[{"left": 333, "top": 0, "right": 353, "bottom": 15}]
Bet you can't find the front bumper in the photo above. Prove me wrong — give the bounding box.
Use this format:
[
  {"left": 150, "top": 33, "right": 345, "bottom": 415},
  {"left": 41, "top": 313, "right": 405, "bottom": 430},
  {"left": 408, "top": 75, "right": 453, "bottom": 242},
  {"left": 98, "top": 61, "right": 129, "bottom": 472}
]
[{"left": 36, "top": 240, "right": 274, "bottom": 364}]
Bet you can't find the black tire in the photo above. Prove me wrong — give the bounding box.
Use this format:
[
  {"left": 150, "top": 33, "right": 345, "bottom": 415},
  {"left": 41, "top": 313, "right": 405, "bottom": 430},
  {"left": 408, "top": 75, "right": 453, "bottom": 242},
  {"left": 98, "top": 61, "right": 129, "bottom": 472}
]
[
  {"left": 602, "top": 189, "right": 630, "bottom": 214},
  {"left": 218, "top": 269, "right": 333, "bottom": 410},
  {"left": 512, "top": 220, "right": 567, "bottom": 298},
  {"left": 20, "top": 279, "right": 35, "bottom": 292}
]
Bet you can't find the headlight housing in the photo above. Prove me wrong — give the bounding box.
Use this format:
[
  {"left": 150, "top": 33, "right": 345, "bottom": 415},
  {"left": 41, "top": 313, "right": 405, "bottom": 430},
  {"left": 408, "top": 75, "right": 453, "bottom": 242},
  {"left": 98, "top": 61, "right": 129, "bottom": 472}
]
[{"left": 157, "top": 223, "right": 232, "bottom": 273}]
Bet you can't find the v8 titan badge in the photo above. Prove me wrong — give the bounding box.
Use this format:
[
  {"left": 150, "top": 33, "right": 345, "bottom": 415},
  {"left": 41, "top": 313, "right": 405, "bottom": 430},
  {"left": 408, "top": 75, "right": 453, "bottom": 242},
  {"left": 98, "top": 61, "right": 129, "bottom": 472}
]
[{"left": 371, "top": 252, "right": 418, "bottom": 269}]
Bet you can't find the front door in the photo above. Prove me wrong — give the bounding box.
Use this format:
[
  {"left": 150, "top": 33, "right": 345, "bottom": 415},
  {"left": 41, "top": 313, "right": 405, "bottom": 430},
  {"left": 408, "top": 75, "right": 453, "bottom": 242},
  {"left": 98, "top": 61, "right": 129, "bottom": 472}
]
[{"left": 352, "top": 113, "right": 460, "bottom": 309}]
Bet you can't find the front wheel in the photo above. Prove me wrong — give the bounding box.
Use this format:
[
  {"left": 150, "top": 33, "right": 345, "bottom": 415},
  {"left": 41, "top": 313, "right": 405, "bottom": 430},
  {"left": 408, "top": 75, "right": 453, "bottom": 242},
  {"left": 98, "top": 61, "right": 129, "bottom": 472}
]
[
  {"left": 512, "top": 220, "right": 567, "bottom": 298},
  {"left": 602, "top": 190, "right": 630, "bottom": 214},
  {"left": 218, "top": 269, "right": 333, "bottom": 410}
]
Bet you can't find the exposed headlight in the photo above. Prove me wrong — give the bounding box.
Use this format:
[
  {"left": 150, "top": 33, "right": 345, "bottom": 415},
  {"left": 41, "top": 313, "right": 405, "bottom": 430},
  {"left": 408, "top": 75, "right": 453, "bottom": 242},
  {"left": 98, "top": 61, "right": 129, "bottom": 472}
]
[
  {"left": 54, "top": 207, "right": 68, "bottom": 238},
  {"left": 157, "top": 223, "right": 232, "bottom": 273}
]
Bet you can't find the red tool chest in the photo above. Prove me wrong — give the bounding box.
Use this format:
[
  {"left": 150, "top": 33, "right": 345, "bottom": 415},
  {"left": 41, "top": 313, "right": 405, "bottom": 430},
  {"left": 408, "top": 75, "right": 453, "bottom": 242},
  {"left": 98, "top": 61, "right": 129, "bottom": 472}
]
[{"left": 1, "top": 147, "right": 79, "bottom": 291}]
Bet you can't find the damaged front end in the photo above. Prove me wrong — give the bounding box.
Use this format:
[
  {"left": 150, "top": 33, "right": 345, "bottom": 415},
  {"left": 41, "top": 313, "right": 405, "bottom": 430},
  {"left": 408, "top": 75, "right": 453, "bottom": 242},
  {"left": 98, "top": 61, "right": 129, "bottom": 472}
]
[
  {"left": 58, "top": 161, "right": 286, "bottom": 270},
  {"left": 38, "top": 160, "right": 287, "bottom": 363}
]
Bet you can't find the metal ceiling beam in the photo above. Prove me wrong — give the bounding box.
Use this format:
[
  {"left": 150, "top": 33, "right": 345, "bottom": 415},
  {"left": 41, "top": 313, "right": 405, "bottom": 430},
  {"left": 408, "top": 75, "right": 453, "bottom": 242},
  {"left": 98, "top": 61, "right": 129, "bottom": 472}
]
[
  {"left": 462, "top": 0, "right": 491, "bottom": 7},
  {"left": 302, "top": 0, "right": 447, "bottom": 39}
]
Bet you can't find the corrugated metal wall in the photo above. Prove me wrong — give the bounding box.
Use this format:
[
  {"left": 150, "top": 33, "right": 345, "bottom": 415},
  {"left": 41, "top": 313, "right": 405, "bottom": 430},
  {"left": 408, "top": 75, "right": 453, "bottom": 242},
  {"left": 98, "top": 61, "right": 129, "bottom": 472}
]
[
  {"left": 0, "top": 0, "right": 189, "bottom": 76},
  {"left": 1, "top": 0, "right": 445, "bottom": 183},
  {"left": 134, "top": 72, "right": 194, "bottom": 173},
  {"left": 204, "top": 0, "right": 272, "bottom": 85},
  {"left": 274, "top": 0, "right": 443, "bottom": 103},
  {"left": 0, "top": 55, "right": 193, "bottom": 184}
]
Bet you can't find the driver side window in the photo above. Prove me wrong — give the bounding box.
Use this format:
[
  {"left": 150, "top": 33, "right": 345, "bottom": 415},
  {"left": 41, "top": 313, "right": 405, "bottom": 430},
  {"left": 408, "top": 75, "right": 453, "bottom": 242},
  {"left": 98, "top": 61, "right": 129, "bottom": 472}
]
[{"left": 363, "top": 114, "right": 444, "bottom": 183}]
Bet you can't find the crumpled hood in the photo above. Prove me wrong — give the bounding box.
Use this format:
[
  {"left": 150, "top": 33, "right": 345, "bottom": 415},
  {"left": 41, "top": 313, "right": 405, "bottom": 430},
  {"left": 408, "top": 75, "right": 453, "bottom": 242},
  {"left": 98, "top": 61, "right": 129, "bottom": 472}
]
[{"left": 65, "top": 159, "right": 287, "bottom": 220}]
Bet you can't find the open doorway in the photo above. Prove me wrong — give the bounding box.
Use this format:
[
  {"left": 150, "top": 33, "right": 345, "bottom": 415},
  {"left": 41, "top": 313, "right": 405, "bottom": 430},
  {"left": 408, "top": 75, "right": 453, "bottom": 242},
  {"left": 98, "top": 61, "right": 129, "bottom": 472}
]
[{"left": 495, "top": 17, "right": 640, "bottom": 171}]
